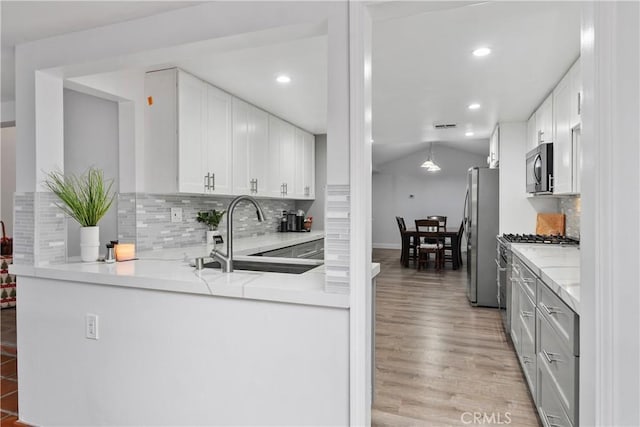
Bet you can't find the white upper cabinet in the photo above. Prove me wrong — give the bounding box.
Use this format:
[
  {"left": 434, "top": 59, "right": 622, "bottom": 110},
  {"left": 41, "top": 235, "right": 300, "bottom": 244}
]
[
  {"left": 527, "top": 114, "right": 537, "bottom": 153},
  {"left": 536, "top": 94, "right": 554, "bottom": 144},
  {"left": 552, "top": 69, "right": 573, "bottom": 194},
  {"left": 145, "top": 69, "right": 232, "bottom": 195},
  {"left": 177, "top": 71, "right": 208, "bottom": 193},
  {"left": 488, "top": 125, "right": 500, "bottom": 168},
  {"left": 267, "top": 116, "right": 295, "bottom": 198},
  {"left": 552, "top": 58, "right": 582, "bottom": 195},
  {"left": 293, "top": 129, "right": 316, "bottom": 198},
  {"left": 204, "top": 85, "right": 233, "bottom": 195},
  {"left": 146, "top": 67, "right": 315, "bottom": 199},
  {"left": 233, "top": 98, "right": 269, "bottom": 196},
  {"left": 232, "top": 98, "right": 251, "bottom": 195},
  {"left": 569, "top": 59, "right": 582, "bottom": 129}
]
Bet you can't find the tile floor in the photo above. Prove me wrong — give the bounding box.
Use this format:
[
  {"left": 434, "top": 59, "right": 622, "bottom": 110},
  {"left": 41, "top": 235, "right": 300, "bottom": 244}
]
[{"left": 1, "top": 308, "right": 25, "bottom": 426}]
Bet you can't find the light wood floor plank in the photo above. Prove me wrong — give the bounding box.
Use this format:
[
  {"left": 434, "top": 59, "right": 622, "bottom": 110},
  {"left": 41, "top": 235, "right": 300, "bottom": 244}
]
[{"left": 372, "top": 249, "right": 540, "bottom": 427}]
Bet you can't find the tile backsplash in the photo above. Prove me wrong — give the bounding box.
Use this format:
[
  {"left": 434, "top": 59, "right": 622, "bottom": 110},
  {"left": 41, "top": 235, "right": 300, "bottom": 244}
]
[
  {"left": 560, "top": 196, "right": 581, "bottom": 239},
  {"left": 118, "top": 193, "right": 296, "bottom": 251}
]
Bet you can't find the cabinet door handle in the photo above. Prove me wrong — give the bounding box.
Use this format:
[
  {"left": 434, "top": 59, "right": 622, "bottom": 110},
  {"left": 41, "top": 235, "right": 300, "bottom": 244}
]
[
  {"left": 255, "top": 179, "right": 258, "bottom": 194},
  {"left": 494, "top": 259, "right": 507, "bottom": 271},
  {"left": 210, "top": 173, "right": 215, "bottom": 191},
  {"left": 204, "top": 173, "right": 211, "bottom": 190},
  {"left": 280, "top": 183, "right": 285, "bottom": 196},
  {"left": 578, "top": 92, "right": 581, "bottom": 115},
  {"left": 548, "top": 175, "right": 554, "bottom": 191},
  {"left": 541, "top": 409, "right": 564, "bottom": 427},
  {"left": 522, "top": 355, "right": 532, "bottom": 364},
  {"left": 538, "top": 130, "right": 544, "bottom": 143},
  {"left": 522, "top": 278, "right": 535, "bottom": 284},
  {"left": 521, "top": 310, "right": 534, "bottom": 318},
  {"left": 540, "top": 302, "right": 563, "bottom": 316},
  {"left": 542, "top": 349, "right": 563, "bottom": 364}
]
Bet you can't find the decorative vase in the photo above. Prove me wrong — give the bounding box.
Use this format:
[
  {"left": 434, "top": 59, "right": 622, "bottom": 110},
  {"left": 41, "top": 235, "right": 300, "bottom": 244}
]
[{"left": 80, "top": 226, "right": 100, "bottom": 262}]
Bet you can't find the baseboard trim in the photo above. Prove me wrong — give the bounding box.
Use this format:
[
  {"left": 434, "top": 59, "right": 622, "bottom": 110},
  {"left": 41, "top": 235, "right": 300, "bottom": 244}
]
[{"left": 372, "top": 243, "right": 401, "bottom": 250}]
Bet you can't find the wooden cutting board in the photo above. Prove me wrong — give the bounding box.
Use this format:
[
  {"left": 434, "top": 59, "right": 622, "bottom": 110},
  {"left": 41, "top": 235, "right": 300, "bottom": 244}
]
[{"left": 536, "top": 213, "right": 566, "bottom": 236}]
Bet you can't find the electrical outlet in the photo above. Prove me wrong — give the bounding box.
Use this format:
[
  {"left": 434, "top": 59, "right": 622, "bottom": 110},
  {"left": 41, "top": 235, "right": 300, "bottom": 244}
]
[
  {"left": 86, "top": 314, "right": 99, "bottom": 340},
  {"left": 171, "top": 207, "right": 183, "bottom": 223}
]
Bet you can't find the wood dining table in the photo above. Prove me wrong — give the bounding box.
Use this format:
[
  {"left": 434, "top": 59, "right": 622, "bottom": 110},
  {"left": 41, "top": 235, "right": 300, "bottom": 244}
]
[{"left": 401, "top": 227, "right": 463, "bottom": 270}]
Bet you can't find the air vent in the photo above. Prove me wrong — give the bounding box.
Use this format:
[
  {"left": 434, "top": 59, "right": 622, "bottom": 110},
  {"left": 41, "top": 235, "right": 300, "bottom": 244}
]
[{"left": 434, "top": 123, "right": 457, "bottom": 129}]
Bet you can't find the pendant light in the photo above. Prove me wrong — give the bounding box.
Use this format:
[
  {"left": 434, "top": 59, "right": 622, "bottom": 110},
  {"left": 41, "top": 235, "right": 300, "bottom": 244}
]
[{"left": 421, "top": 142, "right": 441, "bottom": 172}]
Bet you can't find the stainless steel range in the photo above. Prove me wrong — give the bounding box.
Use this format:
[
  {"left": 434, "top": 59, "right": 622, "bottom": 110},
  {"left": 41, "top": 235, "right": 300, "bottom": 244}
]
[
  {"left": 496, "top": 233, "right": 580, "bottom": 334},
  {"left": 501, "top": 233, "right": 580, "bottom": 245}
]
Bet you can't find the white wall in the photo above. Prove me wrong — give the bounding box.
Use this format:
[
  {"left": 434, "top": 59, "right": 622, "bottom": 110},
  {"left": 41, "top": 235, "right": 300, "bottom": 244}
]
[
  {"left": 18, "top": 276, "right": 349, "bottom": 426},
  {"left": 1, "top": 101, "right": 15, "bottom": 123},
  {"left": 372, "top": 144, "right": 486, "bottom": 248},
  {"left": 68, "top": 69, "right": 145, "bottom": 193},
  {"left": 63, "top": 89, "right": 119, "bottom": 257},
  {"left": 1, "top": 127, "right": 16, "bottom": 236},
  {"left": 498, "top": 122, "right": 559, "bottom": 234}
]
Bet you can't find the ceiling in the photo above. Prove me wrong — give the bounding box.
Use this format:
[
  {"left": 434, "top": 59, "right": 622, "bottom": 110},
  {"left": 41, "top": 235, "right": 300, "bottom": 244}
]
[
  {"left": 1, "top": 1, "right": 200, "bottom": 102},
  {"left": 371, "top": 1, "right": 581, "bottom": 165},
  {"left": 1, "top": 1, "right": 581, "bottom": 167}
]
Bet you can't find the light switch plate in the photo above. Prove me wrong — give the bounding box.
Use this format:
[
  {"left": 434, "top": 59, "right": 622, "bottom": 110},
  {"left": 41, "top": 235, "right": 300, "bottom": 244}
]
[{"left": 171, "top": 207, "right": 183, "bottom": 223}]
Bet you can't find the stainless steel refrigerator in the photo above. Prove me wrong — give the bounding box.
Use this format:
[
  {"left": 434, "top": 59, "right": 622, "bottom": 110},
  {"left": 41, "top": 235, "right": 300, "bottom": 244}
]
[{"left": 464, "top": 167, "right": 499, "bottom": 307}]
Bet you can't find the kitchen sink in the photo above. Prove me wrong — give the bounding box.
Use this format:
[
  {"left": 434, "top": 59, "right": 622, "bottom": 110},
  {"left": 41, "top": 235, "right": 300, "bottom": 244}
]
[{"left": 203, "top": 260, "right": 321, "bottom": 274}]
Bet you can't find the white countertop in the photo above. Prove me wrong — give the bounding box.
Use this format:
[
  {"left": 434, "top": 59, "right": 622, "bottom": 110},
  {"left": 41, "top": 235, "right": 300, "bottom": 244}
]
[
  {"left": 11, "top": 231, "right": 381, "bottom": 309},
  {"left": 510, "top": 244, "right": 580, "bottom": 314}
]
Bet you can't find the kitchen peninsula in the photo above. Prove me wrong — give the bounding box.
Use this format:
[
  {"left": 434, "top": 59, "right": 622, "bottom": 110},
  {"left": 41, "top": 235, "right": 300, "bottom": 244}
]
[{"left": 12, "top": 232, "right": 380, "bottom": 426}]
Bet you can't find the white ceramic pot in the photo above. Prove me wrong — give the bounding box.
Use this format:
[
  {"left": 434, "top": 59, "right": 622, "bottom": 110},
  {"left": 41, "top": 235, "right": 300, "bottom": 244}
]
[{"left": 80, "top": 226, "right": 100, "bottom": 262}]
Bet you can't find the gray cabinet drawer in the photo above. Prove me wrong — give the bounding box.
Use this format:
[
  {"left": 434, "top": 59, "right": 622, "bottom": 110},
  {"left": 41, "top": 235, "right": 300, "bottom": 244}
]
[
  {"left": 293, "top": 239, "right": 323, "bottom": 258},
  {"left": 520, "top": 319, "right": 537, "bottom": 402},
  {"left": 538, "top": 282, "right": 579, "bottom": 355},
  {"left": 261, "top": 246, "right": 295, "bottom": 257},
  {"left": 519, "top": 284, "right": 536, "bottom": 340},
  {"left": 538, "top": 358, "right": 573, "bottom": 427},
  {"left": 537, "top": 310, "right": 578, "bottom": 425},
  {"left": 510, "top": 274, "right": 521, "bottom": 350}
]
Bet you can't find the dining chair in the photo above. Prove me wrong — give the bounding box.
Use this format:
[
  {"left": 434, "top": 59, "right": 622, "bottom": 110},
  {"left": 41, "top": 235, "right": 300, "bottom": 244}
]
[
  {"left": 443, "top": 220, "right": 464, "bottom": 269},
  {"left": 396, "top": 216, "right": 416, "bottom": 265},
  {"left": 415, "top": 219, "right": 444, "bottom": 271},
  {"left": 427, "top": 215, "right": 447, "bottom": 230}
]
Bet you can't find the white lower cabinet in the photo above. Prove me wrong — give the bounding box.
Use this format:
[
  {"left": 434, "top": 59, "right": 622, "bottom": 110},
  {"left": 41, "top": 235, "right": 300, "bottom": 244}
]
[{"left": 510, "top": 254, "right": 579, "bottom": 427}]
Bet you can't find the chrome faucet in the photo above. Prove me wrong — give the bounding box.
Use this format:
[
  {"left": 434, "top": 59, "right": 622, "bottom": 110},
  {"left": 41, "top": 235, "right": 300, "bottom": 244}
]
[{"left": 210, "top": 195, "right": 266, "bottom": 272}]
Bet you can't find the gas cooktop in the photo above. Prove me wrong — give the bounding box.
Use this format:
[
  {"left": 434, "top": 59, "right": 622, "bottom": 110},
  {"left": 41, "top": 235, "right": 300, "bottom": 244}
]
[{"left": 501, "top": 233, "right": 580, "bottom": 245}]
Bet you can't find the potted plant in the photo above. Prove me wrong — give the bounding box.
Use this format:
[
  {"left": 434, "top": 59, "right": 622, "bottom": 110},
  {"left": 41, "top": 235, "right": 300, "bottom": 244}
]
[
  {"left": 196, "top": 210, "right": 225, "bottom": 244},
  {"left": 44, "top": 167, "right": 115, "bottom": 262}
]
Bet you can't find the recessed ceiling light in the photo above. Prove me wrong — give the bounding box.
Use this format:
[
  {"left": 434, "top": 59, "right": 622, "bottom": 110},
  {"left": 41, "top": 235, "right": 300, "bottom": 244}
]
[
  {"left": 472, "top": 47, "right": 492, "bottom": 57},
  {"left": 276, "top": 75, "right": 291, "bottom": 84},
  {"left": 465, "top": 131, "right": 474, "bottom": 137},
  {"left": 468, "top": 103, "right": 481, "bottom": 110}
]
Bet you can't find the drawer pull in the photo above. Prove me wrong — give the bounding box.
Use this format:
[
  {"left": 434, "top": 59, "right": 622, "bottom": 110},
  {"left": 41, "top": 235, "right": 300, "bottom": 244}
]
[
  {"left": 540, "top": 302, "right": 563, "bottom": 316},
  {"left": 541, "top": 409, "right": 564, "bottom": 427},
  {"left": 521, "top": 310, "right": 534, "bottom": 318},
  {"left": 522, "top": 278, "right": 536, "bottom": 283},
  {"left": 543, "top": 349, "right": 563, "bottom": 364}
]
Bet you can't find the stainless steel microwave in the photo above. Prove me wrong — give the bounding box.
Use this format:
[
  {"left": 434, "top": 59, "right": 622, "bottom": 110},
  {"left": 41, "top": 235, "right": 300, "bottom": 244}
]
[{"left": 526, "top": 143, "right": 554, "bottom": 193}]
